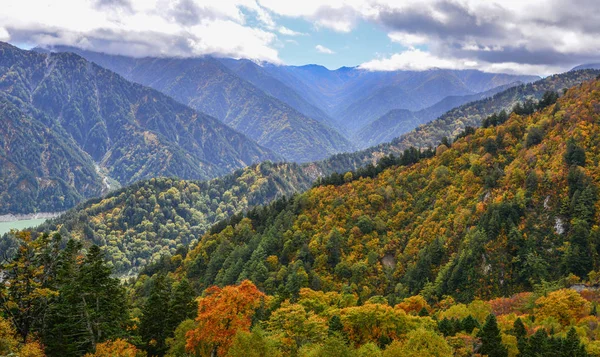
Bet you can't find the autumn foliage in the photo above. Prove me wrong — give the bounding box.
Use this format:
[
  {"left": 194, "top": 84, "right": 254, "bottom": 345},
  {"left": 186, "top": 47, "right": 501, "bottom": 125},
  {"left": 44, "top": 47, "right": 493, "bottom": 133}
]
[
  {"left": 84, "top": 339, "right": 145, "bottom": 357},
  {"left": 534, "top": 288, "right": 591, "bottom": 325},
  {"left": 186, "top": 280, "right": 266, "bottom": 356}
]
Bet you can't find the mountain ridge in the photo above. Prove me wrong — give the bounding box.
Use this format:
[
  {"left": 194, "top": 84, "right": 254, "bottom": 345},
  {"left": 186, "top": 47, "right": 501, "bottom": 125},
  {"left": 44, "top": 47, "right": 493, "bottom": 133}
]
[{"left": 0, "top": 41, "right": 278, "bottom": 213}]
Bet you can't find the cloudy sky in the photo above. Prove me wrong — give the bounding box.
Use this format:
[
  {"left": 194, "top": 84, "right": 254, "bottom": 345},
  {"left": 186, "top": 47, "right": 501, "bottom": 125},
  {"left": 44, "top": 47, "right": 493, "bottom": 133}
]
[{"left": 2, "top": 0, "right": 599, "bottom": 75}]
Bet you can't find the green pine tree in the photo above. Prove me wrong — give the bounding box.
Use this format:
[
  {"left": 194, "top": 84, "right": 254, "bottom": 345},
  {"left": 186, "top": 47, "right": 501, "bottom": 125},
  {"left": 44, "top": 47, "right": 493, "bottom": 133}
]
[
  {"left": 512, "top": 317, "right": 527, "bottom": 355},
  {"left": 167, "top": 278, "right": 197, "bottom": 333},
  {"left": 561, "top": 328, "right": 588, "bottom": 357},
  {"left": 462, "top": 315, "right": 480, "bottom": 334},
  {"left": 140, "top": 274, "right": 171, "bottom": 357},
  {"left": 478, "top": 314, "right": 508, "bottom": 357}
]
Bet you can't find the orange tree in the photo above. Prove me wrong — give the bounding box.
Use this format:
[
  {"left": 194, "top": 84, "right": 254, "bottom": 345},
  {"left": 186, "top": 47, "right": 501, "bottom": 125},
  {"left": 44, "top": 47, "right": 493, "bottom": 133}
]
[{"left": 186, "top": 280, "right": 266, "bottom": 356}]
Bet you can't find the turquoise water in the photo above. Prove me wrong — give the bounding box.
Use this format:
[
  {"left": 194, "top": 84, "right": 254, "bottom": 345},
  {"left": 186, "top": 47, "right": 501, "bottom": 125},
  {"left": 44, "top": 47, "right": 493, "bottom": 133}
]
[{"left": 0, "top": 218, "right": 47, "bottom": 236}]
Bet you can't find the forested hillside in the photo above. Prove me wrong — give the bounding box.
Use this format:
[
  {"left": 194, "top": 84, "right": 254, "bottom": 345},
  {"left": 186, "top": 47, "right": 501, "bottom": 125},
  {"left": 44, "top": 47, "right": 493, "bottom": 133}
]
[
  {"left": 180, "top": 76, "right": 600, "bottom": 304},
  {"left": 0, "top": 95, "right": 103, "bottom": 214},
  {"left": 356, "top": 83, "right": 516, "bottom": 148},
  {"left": 6, "top": 73, "right": 600, "bottom": 357},
  {"left": 24, "top": 70, "right": 600, "bottom": 273},
  {"left": 0, "top": 42, "right": 277, "bottom": 213},
  {"left": 29, "top": 162, "right": 313, "bottom": 274}
]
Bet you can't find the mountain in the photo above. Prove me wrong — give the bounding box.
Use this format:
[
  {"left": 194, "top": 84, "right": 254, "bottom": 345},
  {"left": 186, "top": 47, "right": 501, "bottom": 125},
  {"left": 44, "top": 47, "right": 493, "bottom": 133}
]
[
  {"left": 261, "top": 65, "right": 539, "bottom": 134},
  {"left": 572, "top": 63, "right": 600, "bottom": 71},
  {"left": 0, "top": 42, "right": 277, "bottom": 213},
  {"left": 0, "top": 95, "right": 103, "bottom": 214},
  {"left": 178, "top": 74, "right": 600, "bottom": 303},
  {"left": 29, "top": 162, "right": 313, "bottom": 274},
  {"left": 356, "top": 83, "right": 518, "bottom": 148},
  {"left": 43, "top": 46, "right": 355, "bottom": 162},
  {"left": 218, "top": 58, "right": 337, "bottom": 129},
  {"left": 8, "top": 74, "right": 600, "bottom": 357},
  {"left": 309, "top": 69, "right": 600, "bottom": 176},
  {"left": 41, "top": 46, "right": 538, "bottom": 149}
]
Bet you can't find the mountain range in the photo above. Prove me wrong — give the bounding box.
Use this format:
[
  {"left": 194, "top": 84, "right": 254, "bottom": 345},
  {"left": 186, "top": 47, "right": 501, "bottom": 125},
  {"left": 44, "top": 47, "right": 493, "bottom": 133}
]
[
  {"left": 30, "top": 67, "right": 600, "bottom": 300},
  {"left": 42, "top": 46, "right": 537, "bottom": 149},
  {"left": 0, "top": 42, "right": 277, "bottom": 214},
  {"left": 40, "top": 46, "right": 355, "bottom": 163},
  {"left": 2, "top": 40, "right": 595, "bottom": 217}
]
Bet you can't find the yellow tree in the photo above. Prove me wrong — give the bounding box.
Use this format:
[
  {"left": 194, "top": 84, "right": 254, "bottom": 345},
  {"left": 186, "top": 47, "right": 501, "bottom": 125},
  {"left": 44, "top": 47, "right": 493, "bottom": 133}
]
[
  {"left": 534, "top": 289, "right": 590, "bottom": 325},
  {"left": 0, "top": 315, "right": 45, "bottom": 357},
  {"left": 267, "top": 302, "right": 327, "bottom": 353},
  {"left": 382, "top": 328, "right": 452, "bottom": 357},
  {"left": 340, "top": 303, "right": 425, "bottom": 346},
  {"left": 84, "top": 339, "right": 145, "bottom": 357},
  {"left": 0, "top": 231, "right": 58, "bottom": 342}
]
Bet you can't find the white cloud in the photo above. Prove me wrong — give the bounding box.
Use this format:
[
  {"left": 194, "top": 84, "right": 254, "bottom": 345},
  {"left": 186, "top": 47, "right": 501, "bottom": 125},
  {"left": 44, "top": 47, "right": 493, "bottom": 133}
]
[
  {"left": 0, "top": 28, "right": 10, "bottom": 41},
  {"left": 1, "top": 0, "right": 599, "bottom": 74},
  {"left": 359, "top": 49, "right": 463, "bottom": 71},
  {"left": 188, "top": 20, "right": 280, "bottom": 61},
  {"left": 0, "top": 0, "right": 281, "bottom": 62},
  {"left": 278, "top": 26, "right": 307, "bottom": 36},
  {"left": 316, "top": 44, "right": 335, "bottom": 54},
  {"left": 388, "top": 32, "right": 428, "bottom": 46},
  {"left": 359, "top": 48, "right": 564, "bottom": 75}
]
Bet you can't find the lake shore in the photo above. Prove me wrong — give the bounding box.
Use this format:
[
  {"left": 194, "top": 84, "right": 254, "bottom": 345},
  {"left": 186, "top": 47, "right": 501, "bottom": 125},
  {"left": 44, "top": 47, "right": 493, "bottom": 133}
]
[{"left": 0, "top": 212, "right": 64, "bottom": 223}]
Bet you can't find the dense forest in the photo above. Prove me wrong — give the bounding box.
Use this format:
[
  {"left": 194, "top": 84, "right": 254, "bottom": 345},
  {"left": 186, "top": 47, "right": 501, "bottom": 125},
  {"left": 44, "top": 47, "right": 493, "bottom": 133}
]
[
  {"left": 178, "top": 77, "right": 600, "bottom": 304},
  {"left": 2, "top": 227, "right": 600, "bottom": 356}
]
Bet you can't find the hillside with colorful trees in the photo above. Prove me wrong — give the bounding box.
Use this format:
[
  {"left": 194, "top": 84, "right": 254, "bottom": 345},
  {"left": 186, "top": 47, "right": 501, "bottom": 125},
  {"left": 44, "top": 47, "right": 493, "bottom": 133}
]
[{"left": 181, "top": 76, "right": 600, "bottom": 304}]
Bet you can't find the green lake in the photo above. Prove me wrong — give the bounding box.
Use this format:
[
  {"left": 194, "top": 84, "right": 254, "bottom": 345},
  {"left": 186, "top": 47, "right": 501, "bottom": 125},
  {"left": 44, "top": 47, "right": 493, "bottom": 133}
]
[{"left": 0, "top": 218, "right": 47, "bottom": 236}]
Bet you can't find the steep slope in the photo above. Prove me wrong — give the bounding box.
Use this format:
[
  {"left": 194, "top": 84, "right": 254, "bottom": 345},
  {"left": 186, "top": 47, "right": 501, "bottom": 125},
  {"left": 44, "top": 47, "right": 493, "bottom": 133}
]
[
  {"left": 181, "top": 75, "right": 600, "bottom": 303},
  {"left": 0, "top": 42, "right": 278, "bottom": 212},
  {"left": 0, "top": 95, "right": 103, "bottom": 214},
  {"left": 30, "top": 70, "right": 597, "bottom": 233},
  {"left": 46, "top": 46, "right": 354, "bottom": 162},
  {"left": 357, "top": 83, "right": 518, "bottom": 148},
  {"left": 32, "top": 162, "right": 313, "bottom": 274},
  {"left": 218, "top": 58, "right": 337, "bottom": 129}
]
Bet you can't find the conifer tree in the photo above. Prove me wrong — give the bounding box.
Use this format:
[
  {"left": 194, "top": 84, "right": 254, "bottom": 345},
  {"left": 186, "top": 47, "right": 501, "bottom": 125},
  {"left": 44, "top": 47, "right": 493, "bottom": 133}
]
[
  {"left": 328, "top": 315, "right": 344, "bottom": 337},
  {"left": 561, "top": 328, "right": 588, "bottom": 357},
  {"left": 45, "top": 243, "right": 129, "bottom": 356},
  {"left": 521, "top": 329, "right": 550, "bottom": 357},
  {"left": 140, "top": 274, "right": 171, "bottom": 356},
  {"left": 167, "top": 278, "right": 197, "bottom": 333},
  {"left": 512, "top": 317, "right": 527, "bottom": 355},
  {"left": 462, "top": 315, "right": 480, "bottom": 334},
  {"left": 478, "top": 314, "right": 508, "bottom": 357}
]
